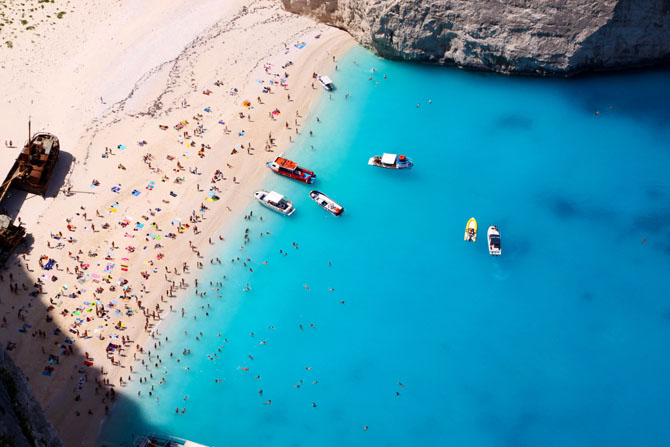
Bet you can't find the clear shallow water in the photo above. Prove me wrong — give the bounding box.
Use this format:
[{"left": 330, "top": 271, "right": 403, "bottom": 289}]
[{"left": 99, "top": 46, "right": 670, "bottom": 447}]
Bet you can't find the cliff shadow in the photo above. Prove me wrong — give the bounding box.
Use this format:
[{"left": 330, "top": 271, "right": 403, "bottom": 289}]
[
  {"left": 0, "top": 244, "right": 162, "bottom": 446},
  {"left": 565, "top": 0, "right": 670, "bottom": 127},
  {"left": 570, "top": 0, "right": 670, "bottom": 75},
  {"left": 561, "top": 62, "right": 670, "bottom": 131}
]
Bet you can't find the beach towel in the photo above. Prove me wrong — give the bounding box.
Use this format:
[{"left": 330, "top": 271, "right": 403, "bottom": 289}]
[
  {"left": 294, "top": 41, "right": 306, "bottom": 49},
  {"left": 111, "top": 186, "right": 121, "bottom": 193},
  {"left": 132, "top": 189, "right": 141, "bottom": 196},
  {"left": 146, "top": 181, "right": 155, "bottom": 190},
  {"left": 118, "top": 144, "right": 126, "bottom": 150}
]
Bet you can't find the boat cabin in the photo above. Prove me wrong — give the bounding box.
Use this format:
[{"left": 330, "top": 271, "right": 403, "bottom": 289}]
[
  {"left": 318, "top": 75, "right": 334, "bottom": 91},
  {"left": 265, "top": 191, "right": 286, "bottom": 206},
  {"left": 381, "top": 153, "right": 398, "bottom": 166},
  {"left": 272, "top": 157, "right": 297, "bottom": 172}
]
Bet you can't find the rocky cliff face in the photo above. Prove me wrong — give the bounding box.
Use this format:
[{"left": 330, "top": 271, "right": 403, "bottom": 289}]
[
  {"left": 281, "top": 0, "right": 670, "bottom": 75},
  {"left": 0, "top": 348, "right": 63, "bottom": 447}
]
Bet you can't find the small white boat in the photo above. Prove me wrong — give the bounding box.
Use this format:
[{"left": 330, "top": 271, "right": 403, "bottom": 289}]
[
  {"left": 133, "top": 433, "right": 211, "bottom": 447},
  {"left": 317, "top": 75, "right": 334, "bottom": 91},
  {"left": 254, "top": 190, "right": 295, "bottom": 216},
  {"left": 309, "top": 190, "right": 344, "bottom": 216},
  {"left": 368, "top": 153, "right": 413, "bottom": 169},
  {"left": 487, "top": 225, "right": 501, "bottom": 255},
  {"left": 464, "top": 217, "right": 477, "bottom": 242}
]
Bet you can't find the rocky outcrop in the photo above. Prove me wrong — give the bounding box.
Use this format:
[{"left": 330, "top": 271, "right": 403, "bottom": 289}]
[
  {"left": 0, "top": 348, "right": 63, "bottom": 447},
  {"left": 281, "top": 0, "right": 670, "bottom": 75}
]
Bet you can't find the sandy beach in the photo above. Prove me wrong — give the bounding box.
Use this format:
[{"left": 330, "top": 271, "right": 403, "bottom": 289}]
[{"left": 0, "top": 0, "right": 353, "bottom": 444}]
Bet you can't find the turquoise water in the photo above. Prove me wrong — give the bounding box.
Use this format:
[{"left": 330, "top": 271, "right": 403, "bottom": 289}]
[{"left": 99, "top": 46, "right": 670, "bottom": 446}]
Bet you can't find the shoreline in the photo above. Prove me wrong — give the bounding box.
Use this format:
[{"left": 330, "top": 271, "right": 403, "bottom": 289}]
[{"left": 0, "top": 0, "right": 354, "bottom": 445}]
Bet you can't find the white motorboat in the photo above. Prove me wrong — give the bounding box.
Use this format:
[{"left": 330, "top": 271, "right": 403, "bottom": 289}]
[
  {"left": 487, "top": 225, "right": 501, "bottom": 255},
  {"left": 368, "top": 153, "right": 413, "bottom": 169},
  {"left": 309, "top": 190, "right": 344, "bottom": 216},
  {"left": 254, "top": 190, "right": 295, "bottom": 216},
  {"left": 317, "top": 75, "right": 334, "bottom": 91},
  {"left": 133, "top": 433, "right": 210, "bottom": 447}
]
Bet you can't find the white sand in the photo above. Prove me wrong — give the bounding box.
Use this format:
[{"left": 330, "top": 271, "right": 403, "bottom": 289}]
[{"left": 0, "top": 0, "right": 353, "bottom": 444}]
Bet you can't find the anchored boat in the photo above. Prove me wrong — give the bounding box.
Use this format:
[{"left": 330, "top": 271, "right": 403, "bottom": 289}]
[
  {"left": 267, "top": 155, "right": 316, "bottom": 184},
  {"left": 464, "top": 217, "right": 477, "bottom": 242},
  {"left": 317, "top": 75, "right": 334, "bottom": 91},
  {"left": 487, "top": 226, "right": 501, "bottom": 255},
  {"left": 254, "top": 190, "right": 295, "bottom": 216},
  {"left": 133, "top": 433, "right": 211, "bottom": 447},
  {"left": 368, "top": 153, "right": 413, "bottom": 170},
  {"left": 309, "top": 190, "right": 344, "bottom": 216}
]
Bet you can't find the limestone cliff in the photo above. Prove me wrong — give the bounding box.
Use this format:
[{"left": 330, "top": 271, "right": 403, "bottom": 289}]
[
  {"left": 0, "top": 348, "right": 63, "bottom": 447},
  {"left": 281, "top": 0, "right": 670, "bottom": 75}
]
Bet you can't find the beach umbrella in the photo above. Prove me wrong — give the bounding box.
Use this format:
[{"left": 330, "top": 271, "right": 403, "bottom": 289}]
[{"left": 272, "top": 108, "right": 281, "bottom": 116}]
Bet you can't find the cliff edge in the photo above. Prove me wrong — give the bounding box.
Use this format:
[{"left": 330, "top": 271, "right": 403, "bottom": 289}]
[
  {"left": 281, "top": 0, "right": 670, "bottom": 75},
  {"left": 0, "top": 348, "right": 63, "bottom": 447}
]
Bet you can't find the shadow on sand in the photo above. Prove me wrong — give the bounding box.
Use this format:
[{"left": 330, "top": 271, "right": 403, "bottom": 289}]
[{"left": 0, "top": 152, "right": 161, "bottom": 446}]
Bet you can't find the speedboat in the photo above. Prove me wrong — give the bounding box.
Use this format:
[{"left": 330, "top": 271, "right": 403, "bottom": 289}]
[
  {"left": 368, "top": 153, "right": 413, "bottom": 169},
  {"left": 487, "top": 226, "right": 501, "bottom": 255},
  {"left": 317, "top": 75, "right": 334, "bottom": 91},
  {"left": 309, "top": 190, "right": 344, "bottom": 216},
  {"left": 133, "top": 433, "right": 211, "bottom": 447},
  {"left": 254, "top": 190, "right": 295, "bottom": 216},
  {"left": 267, "top": 155, "right": 316, "bottom": 184},
  {"left": 464, "top": 217, "right": 477, "bottom": 242}
]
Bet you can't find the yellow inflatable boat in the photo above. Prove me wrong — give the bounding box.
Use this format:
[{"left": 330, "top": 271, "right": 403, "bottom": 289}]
[{"left": 464, "top": 217, "right": 477, "bottom": 242}]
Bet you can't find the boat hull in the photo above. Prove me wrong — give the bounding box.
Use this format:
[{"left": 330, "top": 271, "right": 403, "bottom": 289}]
[
  {"left": 254, "top": 191, "right": 295, "bottom": 216},
  {"left": 367, "top": 156, "right": 413, "bottom": 170},
  {"left": 464, "top": 217, "right": 478, "bottom": 242},
  {"left": 266, "top": 160, "right": 316, "bottom": 184},
  {"left": 309, "top": 190, "right": 344, "bottom": 216},
  {"left": 487, "top": 226, "right": 501, "bottom": 255}
]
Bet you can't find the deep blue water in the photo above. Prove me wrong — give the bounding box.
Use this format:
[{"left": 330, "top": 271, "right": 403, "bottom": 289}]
[{"left": 99, "top": 46, "right": 670, "bottom": 447}]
